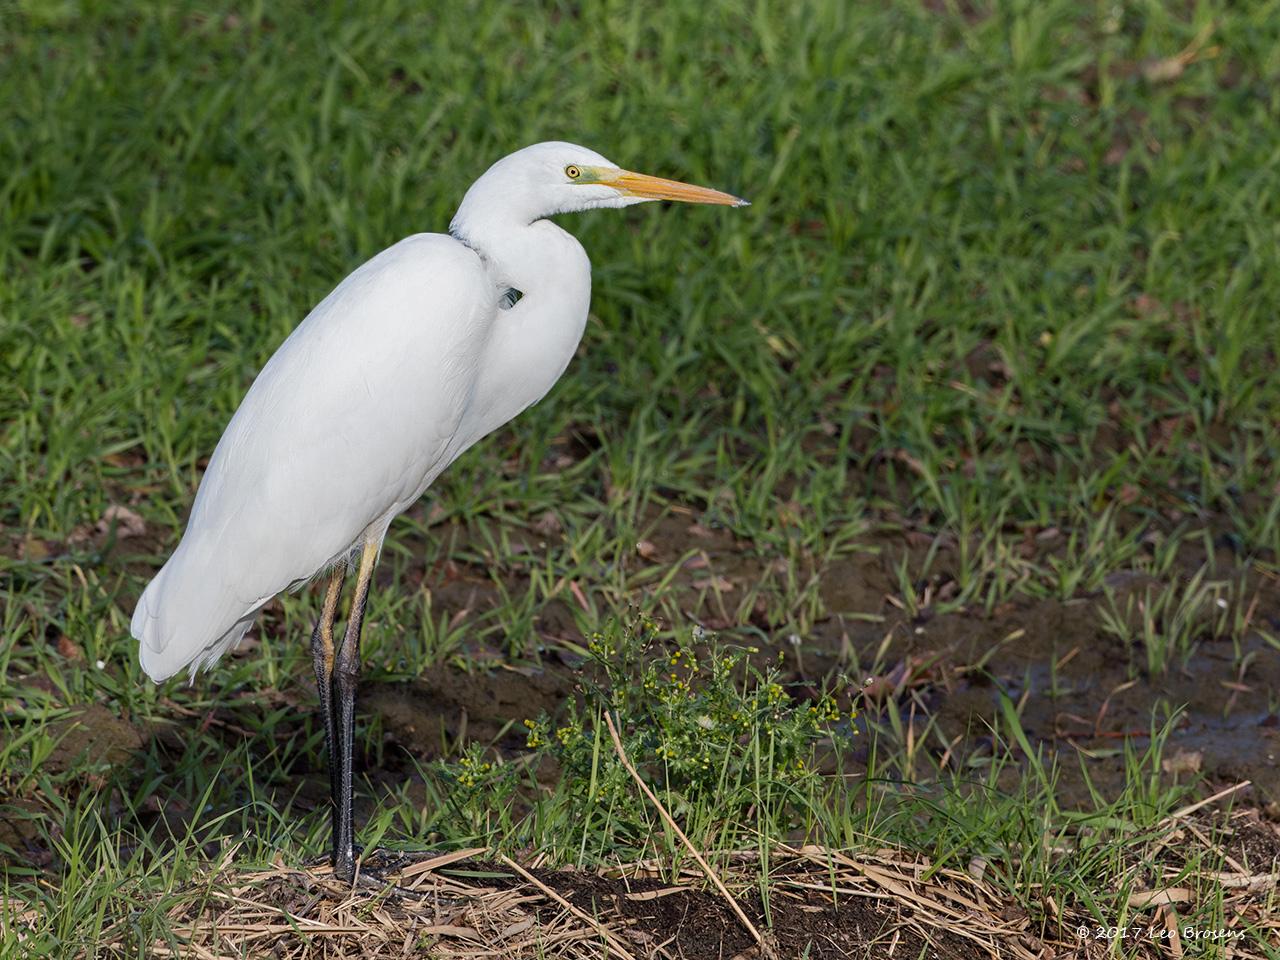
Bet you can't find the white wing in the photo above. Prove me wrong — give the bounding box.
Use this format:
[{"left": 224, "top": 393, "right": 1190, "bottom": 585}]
[{"left": 132, "top": 234, "right": 495, "bottom": 680}]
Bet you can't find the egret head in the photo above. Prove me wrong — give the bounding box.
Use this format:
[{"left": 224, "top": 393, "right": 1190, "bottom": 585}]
[{"left": 451, "top": 141, "right": 747, "bottom": 239}]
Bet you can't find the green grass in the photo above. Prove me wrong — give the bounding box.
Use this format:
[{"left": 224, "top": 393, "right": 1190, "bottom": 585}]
[{"left": 2, "top": 0, "right": 1279, "bottom": 956}]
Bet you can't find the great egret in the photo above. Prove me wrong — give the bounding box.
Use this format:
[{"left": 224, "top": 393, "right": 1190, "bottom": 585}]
[{"left": 132, "top": 141, "right": 747, "bottom": 883}]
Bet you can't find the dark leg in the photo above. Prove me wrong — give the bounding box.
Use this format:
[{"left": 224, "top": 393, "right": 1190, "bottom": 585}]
[
  {"left": 332, "top": 540, "right": 379, "bottom": 884},
  {"left": 309, "top": 565, "right": 346, "bottom": 854}
]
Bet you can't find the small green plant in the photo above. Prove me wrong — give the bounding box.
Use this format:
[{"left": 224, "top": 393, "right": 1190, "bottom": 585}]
[
  {"left": 435, "top": 741, "right": 521, "bottom": 838},
  {"left": 1098, "top": 567, "right": 1232, "bottom": 676},
  {"left": 441, "top": 615, "right": 858, "bottom": 859},
  {"left": 1043, "top": 503, "right": 1142, "bottom": 600}
]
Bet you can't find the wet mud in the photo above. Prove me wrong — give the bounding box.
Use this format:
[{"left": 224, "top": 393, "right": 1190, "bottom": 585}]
[
  {"left": 14, "top": 506, "right": 1280, "bottom": 870},
  {"left": 356, "top": 508, "right": 1280, "bottom": 811},
  {"left": 353, "top": 506, "right": 1280, "bottom": 814}
]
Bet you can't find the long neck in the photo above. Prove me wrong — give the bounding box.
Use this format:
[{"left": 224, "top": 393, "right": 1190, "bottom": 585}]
[
  {"left": 449, "top": 211, "right": 593, "bottom": 446},
  {"left": 451, "top": 210, "right": 565, "bottom": 294}
]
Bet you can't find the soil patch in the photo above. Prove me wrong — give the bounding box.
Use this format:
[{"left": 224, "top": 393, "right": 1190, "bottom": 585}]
[
  {"left": 122, "top": 847, "right": 1086, "bottom": 959},
  {"left": 362, "top": 511, "right": 1280, "bottom": 809}
]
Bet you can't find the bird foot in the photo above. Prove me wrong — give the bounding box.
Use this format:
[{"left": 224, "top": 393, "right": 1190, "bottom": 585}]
[
  {"left": 309, "top": 847, "right": 468, "bottom": 905},
  {"left": 356, "top": 847, "right": 417, "bottom": 876},
  {"left": 354, "top": 855, "right": 470, "bottom": 908}
]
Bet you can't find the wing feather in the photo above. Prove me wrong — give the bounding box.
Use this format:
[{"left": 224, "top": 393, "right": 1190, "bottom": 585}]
[{"left": 133, "top": 233, "right": 494, "bottom": 680}]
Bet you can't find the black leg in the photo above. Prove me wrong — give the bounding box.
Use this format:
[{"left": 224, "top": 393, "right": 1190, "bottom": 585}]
[
  {"left": 309, "top": 566, "right": 346, "bottom": 854},
  {"left": 332, "top": 540, "right": 379, "bottom": 884}
]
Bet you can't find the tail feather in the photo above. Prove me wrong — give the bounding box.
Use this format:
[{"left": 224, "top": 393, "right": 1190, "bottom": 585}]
[{"left": 131, "top": 543, "right": 263, "bottom": 682}]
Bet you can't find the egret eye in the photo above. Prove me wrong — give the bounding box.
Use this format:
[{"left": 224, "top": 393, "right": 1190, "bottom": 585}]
[{"left": 565, "top": 165, "right": 582, "bottom": 180}]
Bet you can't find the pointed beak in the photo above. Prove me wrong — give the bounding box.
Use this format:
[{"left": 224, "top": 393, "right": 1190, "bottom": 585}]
[{"left": 604, "top": 169, "right": 749, "bottom": 207}]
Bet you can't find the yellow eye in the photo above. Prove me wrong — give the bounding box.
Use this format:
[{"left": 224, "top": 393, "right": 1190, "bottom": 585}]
[{"left": 565, "top": 165, "right": 582, "bottom": 180}]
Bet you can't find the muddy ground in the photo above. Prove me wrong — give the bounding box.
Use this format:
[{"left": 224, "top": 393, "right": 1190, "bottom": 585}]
[
  {"left": 150, "top": 806, "right": 1280, "bottom": 958},
  {"left": 338, "top": 507, "right": 1280, "bottom": 811},
  {"left": 5, "top": 501, "right": 1279, "bottom": 957},
  {"left": 8, "top": 485, "right": 1280, "bottom": 856},
  {"left": 21, "top": 502, "right": 1280, "bottom": 832}
]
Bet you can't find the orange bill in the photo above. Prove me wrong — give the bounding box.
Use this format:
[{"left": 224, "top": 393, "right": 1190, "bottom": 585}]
[{"left": 604, "top": 170, "right": 749, "bottom": 206}]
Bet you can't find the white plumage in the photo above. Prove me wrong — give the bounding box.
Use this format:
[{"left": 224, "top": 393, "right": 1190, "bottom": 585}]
[
  {"left": 133, "top": 235, "right": 497, "bottom": 679},
  {"left": 131, "top": 140, "right": 745, "bottom": 883},
  {"left": 132, "top": 141, "right": 745, "bottom": 682}
]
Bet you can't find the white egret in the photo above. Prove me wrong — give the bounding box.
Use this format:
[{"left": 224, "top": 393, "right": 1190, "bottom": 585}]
[{"left": 131, "top": 141, "right": 747, "bottom": 883}]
